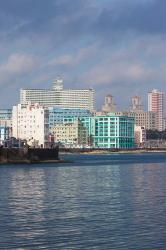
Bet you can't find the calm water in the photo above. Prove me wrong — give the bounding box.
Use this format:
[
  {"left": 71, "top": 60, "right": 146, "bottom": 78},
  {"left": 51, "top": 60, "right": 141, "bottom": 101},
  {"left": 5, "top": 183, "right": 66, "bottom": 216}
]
[{"left": 0, "top": 153, "right": 166, "bottom": 250}]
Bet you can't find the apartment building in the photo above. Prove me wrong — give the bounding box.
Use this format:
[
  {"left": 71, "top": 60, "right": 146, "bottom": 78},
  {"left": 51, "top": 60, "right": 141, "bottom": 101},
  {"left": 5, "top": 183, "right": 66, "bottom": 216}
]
[
  {"left": 51, "top": 118, "right": 88, "bottom": 147},
  {"left": 20, "top": 78, "right": 95, "bottom": 111},
  {"left": 12, "top": 103, "right": 49, "bottom": 147},
  {"left": 148, "top": 89, "right": 164, "bottom": 131}
]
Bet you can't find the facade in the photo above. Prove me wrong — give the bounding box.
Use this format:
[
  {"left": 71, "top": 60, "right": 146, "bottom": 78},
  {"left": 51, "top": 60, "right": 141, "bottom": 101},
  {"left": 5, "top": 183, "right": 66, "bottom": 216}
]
[
  {"left": 12, "top": 103, "right": 49, "bottom": 148},
  {"left": 48, "top": 108, "right": 92, "bottom": 130},
  {"left": 115, "top": 111, "right": 156, "bottom": 130},
  {"left": 80, "top": 115, "right": 135, "bottom": 148},
  {"left": 134, "top": 126, "right": 146, "bottom": 147},
  {"left": 51, "top": 118, "right": 88, "bottom": 147},
  {"left": 102, "top": 94, "right": 116, "bottom": 113},
  {"left": 148, "top": 89, "right": 164, "bottom": 131},
  {"left": 20, "top": 78, "right": 95, "bottom": 111}
]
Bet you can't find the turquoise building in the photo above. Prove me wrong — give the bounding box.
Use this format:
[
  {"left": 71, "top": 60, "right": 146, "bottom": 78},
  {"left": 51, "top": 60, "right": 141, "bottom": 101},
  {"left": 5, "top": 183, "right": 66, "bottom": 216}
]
[{"left": 64, "top": 114, "right": 135, "bottom": 149}]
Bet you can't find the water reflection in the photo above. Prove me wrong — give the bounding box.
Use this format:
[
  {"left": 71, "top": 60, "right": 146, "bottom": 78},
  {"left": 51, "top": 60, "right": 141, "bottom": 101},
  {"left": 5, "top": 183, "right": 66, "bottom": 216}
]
[
  {"left": 0, "top": 156, "right": 166, "bottom": 250},
  {"left": 8, "top": 169, "right": 47, "bottom": 240},
  {"left": 128, "top": 163, "right": 166, "bottom": 244}
]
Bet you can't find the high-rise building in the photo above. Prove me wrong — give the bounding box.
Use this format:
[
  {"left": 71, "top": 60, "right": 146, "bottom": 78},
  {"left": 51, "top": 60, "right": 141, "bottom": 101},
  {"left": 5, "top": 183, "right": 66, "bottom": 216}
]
[
  {"left": 20, "top": 78, "right": 95, "bottom": 112},
  {"left": 148, "top": 89, "right": 164, "bottom": 131}
]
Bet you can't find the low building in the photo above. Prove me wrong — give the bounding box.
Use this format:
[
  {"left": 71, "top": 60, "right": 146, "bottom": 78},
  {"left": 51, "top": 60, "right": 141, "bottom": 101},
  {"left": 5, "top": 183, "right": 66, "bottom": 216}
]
[
  {"left": 12, "top": 103, "right": 49, "bottom": 148},
  {"left": 0, "top": 125, "right": 10, "bottom": 146},
  {"left": 51, "top": 118, "right": 88, "bottom": 147},
  {"left": 134, "top": 126, "right": 146, "bottom": 147},
  {"left": 0, "top": 109, "right": 12, "bottom": 145}
]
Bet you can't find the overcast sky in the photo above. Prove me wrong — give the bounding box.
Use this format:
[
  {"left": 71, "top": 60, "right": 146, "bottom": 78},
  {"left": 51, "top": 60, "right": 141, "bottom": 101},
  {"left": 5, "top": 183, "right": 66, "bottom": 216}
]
[{"left": 0, "top": 0, "right": 165, "bottom": 110}]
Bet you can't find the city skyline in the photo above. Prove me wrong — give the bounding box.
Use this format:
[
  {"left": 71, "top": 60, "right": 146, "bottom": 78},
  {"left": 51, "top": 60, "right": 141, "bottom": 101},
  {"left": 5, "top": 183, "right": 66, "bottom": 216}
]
[{"left": 0, "top": 0, "right": 166, "bottom": 109}]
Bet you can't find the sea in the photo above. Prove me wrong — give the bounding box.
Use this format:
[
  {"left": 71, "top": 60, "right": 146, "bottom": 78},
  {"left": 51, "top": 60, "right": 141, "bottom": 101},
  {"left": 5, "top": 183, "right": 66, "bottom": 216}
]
[{"left": 0, "top": 152, "right": 166, "bottom": 250}]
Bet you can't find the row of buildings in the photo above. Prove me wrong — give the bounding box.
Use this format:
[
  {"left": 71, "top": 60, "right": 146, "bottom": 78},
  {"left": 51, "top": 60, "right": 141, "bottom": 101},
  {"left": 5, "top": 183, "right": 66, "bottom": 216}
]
[
  {"left": 101, "top": 89, "right": 164, "bottom": 131},
  {"left": 0, "top": 78, "right": 164, "bottom": 148}
]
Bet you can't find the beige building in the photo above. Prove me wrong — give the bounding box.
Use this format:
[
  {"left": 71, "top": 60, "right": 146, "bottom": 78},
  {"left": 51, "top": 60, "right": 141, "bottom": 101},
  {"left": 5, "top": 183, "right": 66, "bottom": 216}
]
[
  {"left": 52, "top": 119, "right": 88, "bottom": 147},
  {"left": 129, "top": 96, "right": 143, "bottom": 112},
  {"left": 102, "top": 94, "right": 116, "bottom": 113},
  {"left": 115, "top": 111, "right": 156, "bottom": 130}
]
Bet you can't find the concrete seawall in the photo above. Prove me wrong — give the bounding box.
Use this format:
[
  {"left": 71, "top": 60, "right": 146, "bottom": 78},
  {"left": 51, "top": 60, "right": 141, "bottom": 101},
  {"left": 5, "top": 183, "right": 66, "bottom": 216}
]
[{"left": 0, "top": 147, "right": 59, "bottom": 164}]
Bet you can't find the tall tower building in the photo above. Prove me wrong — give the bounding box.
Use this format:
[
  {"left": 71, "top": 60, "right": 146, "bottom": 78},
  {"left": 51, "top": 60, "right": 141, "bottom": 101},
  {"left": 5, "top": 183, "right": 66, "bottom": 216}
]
[
  {"left": 102, "top": 94, "right": 116, "bottom": 113},
  {"left": 148, "top": 89, "right": 164, "bottom": 131},
  {"left": 130, "top": 96, "right": 143, "bottom": 112}
]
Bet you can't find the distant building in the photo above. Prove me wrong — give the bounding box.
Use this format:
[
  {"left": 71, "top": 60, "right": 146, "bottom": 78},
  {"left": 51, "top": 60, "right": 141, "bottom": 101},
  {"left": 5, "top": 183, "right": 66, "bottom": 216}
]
[
  {"left": 129, "top": 96, "right": 143, "bottom": 112},
  {"left": 20, "top": 78, "right": 95, "bottom": 111},
  {"left": 115, "top": 111, "right": 156, "bottom": 130},
  {"left": 0, "top": 109, "right": 12, "bottom": 120},
  {"left": 52, "top": 118, "right": 88, "bottom": 147},
  {"left": 12, "top": 103, "right": 49, "bottom": 148},
  {"left": 102, "top": 94, "right": 116, "bottom": 113},
  {"left": 134, "top": 126, "right": 146, "bottom": 147},
  {"left": 48, "top": 108, "right": 92, "bottom": 130},
  {"left": 0, "top": 109, "right": 12, "bottom": 145},
  {"left": 148, "top": 89, "right": 164, "bottom": 131},
  {"left": 0, "top": 126, "right": 10, "bottom": 145},
  {"left": 164, "top": 117, "right": 166, "bottom": 131}
]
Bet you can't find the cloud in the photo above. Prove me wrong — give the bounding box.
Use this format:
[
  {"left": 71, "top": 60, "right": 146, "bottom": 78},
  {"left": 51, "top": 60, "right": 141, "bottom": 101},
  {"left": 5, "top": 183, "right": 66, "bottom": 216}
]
[
  {"left": 81, "top": 60, "right": 149, "bottom": 87},
  {"left": 0, "top": 0, "right": 165, "bottom": 109},
  {"left": 0, "top": 53, "right": 39, "bottom": 85},
  {"left": 48, "top": 43, "right": 99, "bottom": 68},
  {"left": 95, "top": 0, "right": 166, "bottom": 39}
]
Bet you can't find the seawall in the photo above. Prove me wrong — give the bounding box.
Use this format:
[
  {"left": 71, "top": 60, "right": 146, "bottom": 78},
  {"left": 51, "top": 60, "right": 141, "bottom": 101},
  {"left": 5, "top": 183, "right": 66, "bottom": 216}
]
[{"left": 0, "top": 147, "right": 59, "bottom": 164}]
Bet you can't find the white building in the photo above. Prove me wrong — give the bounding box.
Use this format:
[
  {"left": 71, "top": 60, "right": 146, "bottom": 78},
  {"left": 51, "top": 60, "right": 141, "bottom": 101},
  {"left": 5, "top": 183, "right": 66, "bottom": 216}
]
[
  {"left": 148, "top": 89, "right": 164, "bottom": 131},
  {"left": 134, "top": 126, "right": 146, "bottom": 147},
  {"left": 12, "top": 103, "right": 49, "bottom": 148},
  {"left": 20, "top": 78, "right": 95, "bottom": 112}
]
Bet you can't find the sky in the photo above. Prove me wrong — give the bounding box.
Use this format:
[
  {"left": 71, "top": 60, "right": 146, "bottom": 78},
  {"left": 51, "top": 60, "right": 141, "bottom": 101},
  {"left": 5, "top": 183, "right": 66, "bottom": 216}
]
[{"left": 0, "top": 0, "right": 165, "bottom": 110}]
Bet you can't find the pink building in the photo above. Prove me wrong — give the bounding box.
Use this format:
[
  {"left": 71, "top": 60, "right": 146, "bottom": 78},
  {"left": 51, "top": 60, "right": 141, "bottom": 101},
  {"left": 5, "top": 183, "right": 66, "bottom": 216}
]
[{"left": 148, "top": 89, "right": 164, "bottom": 131}]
